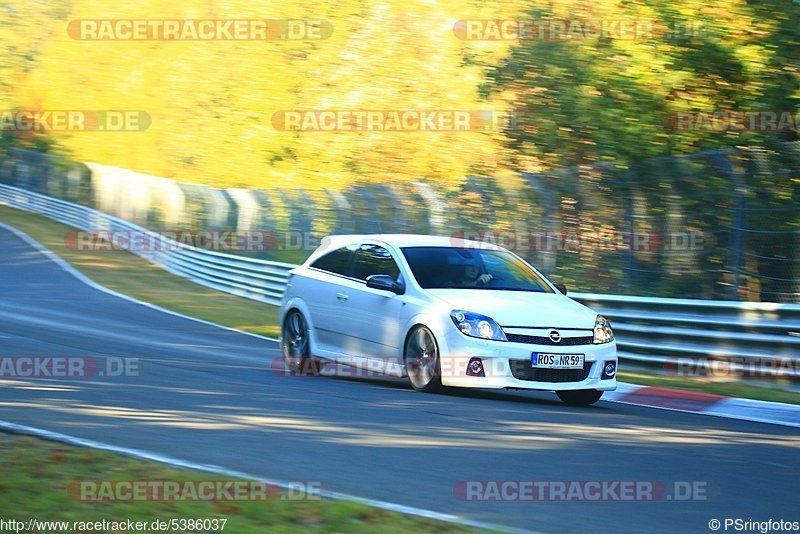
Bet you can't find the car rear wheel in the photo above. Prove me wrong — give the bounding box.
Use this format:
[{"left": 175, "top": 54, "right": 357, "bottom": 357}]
[
  {"left": 404, "top": 325, "right": 443, "bottom": 392},
  {"left": 281, "top": 310, "right": 321, "bottom": 375},
  {"left": 557, "top": 389, "right": 604, "bottom": 406}
]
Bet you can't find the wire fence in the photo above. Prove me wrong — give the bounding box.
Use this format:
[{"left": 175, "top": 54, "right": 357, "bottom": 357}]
[{"left": 1, "top": 144, "right": 798, "bottom": 302}]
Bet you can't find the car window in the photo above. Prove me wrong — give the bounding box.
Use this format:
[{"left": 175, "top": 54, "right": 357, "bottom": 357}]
[
  {"left": 401, "top": 246, "right": 553, "bottom": 292},
  {"left": 350, "top": 244, "right": 400, "bottom": 281},
  {"left": 309, "top": 246, "right": 354, "bottom": 276}
]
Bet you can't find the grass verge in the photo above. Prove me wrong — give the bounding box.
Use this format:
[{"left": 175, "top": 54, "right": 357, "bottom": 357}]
[
  {"left": 0, "top": 203, "right": 796, "bottom": 405},
  {"left": 0, "top": 433, "right": 480, "bottom": 533}
]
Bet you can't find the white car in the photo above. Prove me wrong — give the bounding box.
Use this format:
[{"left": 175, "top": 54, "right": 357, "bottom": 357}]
[{"left": 279, "top": 234, "right": 617, "bottom": 405}]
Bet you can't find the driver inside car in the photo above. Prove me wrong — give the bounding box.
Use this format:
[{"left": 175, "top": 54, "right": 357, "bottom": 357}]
[{"left": 455, "top": 261, "right": 493, "bottom": 287}]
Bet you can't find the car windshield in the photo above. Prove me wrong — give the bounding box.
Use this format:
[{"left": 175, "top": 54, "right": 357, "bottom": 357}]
[{"left": 401, "top": 246, "right": 554, "bottom": 292}]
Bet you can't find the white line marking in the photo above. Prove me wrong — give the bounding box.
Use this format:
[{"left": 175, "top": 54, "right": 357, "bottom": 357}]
[
  {"left": 603, "top": 387, "right": 800, "bottom": 428},
  {"left": 604, "top": 398, "right": 800, "bottom": 428},
  {"left": 0, "top": 222, "right": 280, "bottom": 343},
  {"left": 0, "top": 420, "right": 533, "bottom": 534}
]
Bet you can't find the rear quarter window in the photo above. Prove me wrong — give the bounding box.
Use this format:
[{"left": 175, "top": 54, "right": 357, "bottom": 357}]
[{"left": 309, "top": 246, "right": 354, "bottom": 276}]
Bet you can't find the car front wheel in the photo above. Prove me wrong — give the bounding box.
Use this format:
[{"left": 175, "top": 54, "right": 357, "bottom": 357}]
[
  {"left": 404, "top": 325, "right": 443, "bottom": 393},
  {"left": 557, "top": 389, "right": 604, "bottom": 406}
]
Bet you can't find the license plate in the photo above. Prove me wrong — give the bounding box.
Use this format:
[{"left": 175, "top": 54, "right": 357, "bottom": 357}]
[{"left": 532, "top": 353, "right": 585, "bottom": 369}]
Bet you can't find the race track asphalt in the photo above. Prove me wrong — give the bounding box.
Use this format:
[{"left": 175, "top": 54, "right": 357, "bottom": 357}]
[{"left": 0, "top": 225, "right": 797, "bottom": 533}]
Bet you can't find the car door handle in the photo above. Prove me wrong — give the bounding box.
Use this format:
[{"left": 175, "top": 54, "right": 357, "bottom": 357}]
[{"left": 336, "top": 292, "right": 349, "bottom": 302}]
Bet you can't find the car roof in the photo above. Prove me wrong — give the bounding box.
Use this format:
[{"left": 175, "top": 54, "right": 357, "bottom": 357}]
[
  {"left": 303, "top": 234, "right": 505, "bottom": 266},
  {"left": 321, "top": 234, "right": 503, "bottom": 250}
]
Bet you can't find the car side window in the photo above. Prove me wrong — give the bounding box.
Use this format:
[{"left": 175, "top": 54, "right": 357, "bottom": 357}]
[
  {"left": 350, "top": 244, "right": 400, "bottom": 281},
  {"left": 310, "top": 246, "right": 354, "bottom": 276}
]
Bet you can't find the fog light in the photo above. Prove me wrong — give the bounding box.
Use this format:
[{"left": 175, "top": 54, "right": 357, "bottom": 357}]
[
  {"left": 467, "top": 357, "right": 485, "bottom": 377},
  {"left": 602, "top": 361, "right": 617, "bottom": 379}
]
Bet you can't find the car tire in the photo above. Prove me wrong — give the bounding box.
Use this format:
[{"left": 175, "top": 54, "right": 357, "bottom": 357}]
[
  {"left": 557, "top": 389, "right": 604, "bottom": 406},
  {"left": 404, "top": 325, "right": 444, "bottom": 393},
  {"left": 281, "top": 310, "right": 322, "bottom": 375}
]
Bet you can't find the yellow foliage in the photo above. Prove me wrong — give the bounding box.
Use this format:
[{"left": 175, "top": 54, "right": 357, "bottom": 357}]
[{"left": 6, "top": 0, "right": 525, "bottom": 189}]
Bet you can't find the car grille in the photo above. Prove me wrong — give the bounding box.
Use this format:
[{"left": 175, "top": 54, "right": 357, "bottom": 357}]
[
  {"left": 509, "top": 360, "right": 593, "bottom": 383},
  {"left": 505, "top": 333, "right": 594, "bottom": 346}
]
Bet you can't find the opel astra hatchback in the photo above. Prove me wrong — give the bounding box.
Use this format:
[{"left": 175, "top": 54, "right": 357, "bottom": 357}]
[{"left": 279, "top": 234, "right": 617, "bottom": 405}]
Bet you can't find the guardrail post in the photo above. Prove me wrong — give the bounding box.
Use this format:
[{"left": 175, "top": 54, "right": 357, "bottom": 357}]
[
  {"left": 278, "top": 189, "right": 314, "bottom": 252},
  {"left": 325, "top": 189, "right": 353, "bottom": 234},
  {"left": 711, "top": 151, "right": 746, "bottom": 300},
  {"left": 520, "top": 172, "right": 558, "bottom": 276},
  {"left": 226, "top": 188, "right": 262, "bottom": 233},
  {"left": 413, "top": 181, "right": 446, "bottom": 235}
]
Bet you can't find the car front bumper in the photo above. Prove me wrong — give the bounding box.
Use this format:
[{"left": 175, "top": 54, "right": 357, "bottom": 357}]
[{"left": 437, "top": 329, "right": 618, "bottom": 391}]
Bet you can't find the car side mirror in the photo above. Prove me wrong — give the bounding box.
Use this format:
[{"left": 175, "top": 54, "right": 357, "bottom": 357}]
[
  {"left": 554, "top": 283, "right": 567, "bottom": 295},
  {"left": 366, "top": 274, "right": 405, "bottom": 295}
]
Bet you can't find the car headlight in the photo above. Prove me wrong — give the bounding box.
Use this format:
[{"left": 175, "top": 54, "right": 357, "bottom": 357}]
[
  {"left": 450, "top": 310, "right": 507, "bottom": 341},
  {"left": 593, "top": 315, "right": 614, "bottom": 344}
]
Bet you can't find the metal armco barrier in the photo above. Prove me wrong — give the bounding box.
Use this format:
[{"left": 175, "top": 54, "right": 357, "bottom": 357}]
[
  {"left": 0, "top": 184, "right": 293, "bottom": 306},
  {"left": 1, "top": 183, "right": 798, "bottom": 377}
]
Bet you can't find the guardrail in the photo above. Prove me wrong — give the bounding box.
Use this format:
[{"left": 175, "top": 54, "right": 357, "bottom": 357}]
[
  {"left": 574, "top": 293, "right": 800, "bottom": 375},
  {"left": 0, "top": 184, "right": 294, "bottom": 306},
  {"left": 1, "top": 183, "right": 798, "bottom": 378}
]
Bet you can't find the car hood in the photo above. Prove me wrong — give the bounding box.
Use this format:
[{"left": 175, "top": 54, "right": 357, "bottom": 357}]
[{"left": 426, "top": 289, "right": 597, "bottom": 329}]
